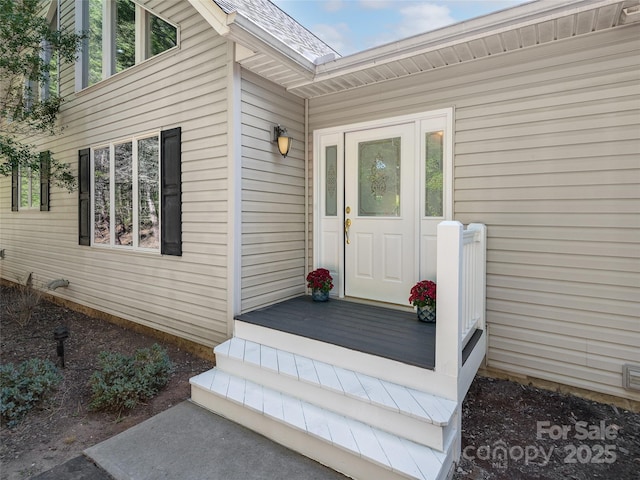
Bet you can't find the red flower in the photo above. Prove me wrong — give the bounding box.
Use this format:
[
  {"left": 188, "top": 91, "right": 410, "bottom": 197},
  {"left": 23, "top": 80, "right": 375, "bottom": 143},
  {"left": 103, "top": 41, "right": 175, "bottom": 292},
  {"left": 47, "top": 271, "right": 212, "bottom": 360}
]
[
  {"left": 306, "top": 268, "right": 334, "bottom": 293},
  {"left": 409, "top": 280, "right": 436, "bottom": 308}
]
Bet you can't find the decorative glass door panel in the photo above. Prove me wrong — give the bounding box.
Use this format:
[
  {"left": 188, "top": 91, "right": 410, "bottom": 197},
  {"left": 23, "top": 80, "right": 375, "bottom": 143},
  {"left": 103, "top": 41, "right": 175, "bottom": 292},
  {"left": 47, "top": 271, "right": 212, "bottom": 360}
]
[
  {"left": 358, "top": 138, "right": 401, "bottom": 217},
  {"left": 424, "top": 131, "right": 443, "bottom": 217}
]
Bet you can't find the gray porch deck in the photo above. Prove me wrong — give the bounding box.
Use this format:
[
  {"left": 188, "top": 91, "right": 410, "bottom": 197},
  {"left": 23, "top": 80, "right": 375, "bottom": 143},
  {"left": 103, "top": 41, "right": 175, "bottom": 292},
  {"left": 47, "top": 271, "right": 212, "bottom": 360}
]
[
  {"left": 237, "top": 296, "right": 437, "bottom": 369},
  {"left": 236, "top": 296, "right": 482, "bottom": 370}
]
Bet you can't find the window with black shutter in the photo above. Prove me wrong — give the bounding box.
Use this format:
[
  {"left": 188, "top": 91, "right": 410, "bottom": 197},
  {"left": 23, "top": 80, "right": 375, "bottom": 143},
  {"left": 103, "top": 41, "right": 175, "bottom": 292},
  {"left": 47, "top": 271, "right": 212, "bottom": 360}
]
[
  {"left": 78, "top": 148, "right": 91, "bottom": 245},
  {"left": 11, "top": 165, "right": 18, "bottom": 212},
  {"left": 160, "top": 127, "right": 181, "bottom": 256},
  {"left": 40, "top": 151, "right": 51, "bottom": 211},
  {"left": 78, "top": 127, "right": 181, "bottom": 255},
  {"left": 10, "top": 153, "right": 50, "bottom": 211}
]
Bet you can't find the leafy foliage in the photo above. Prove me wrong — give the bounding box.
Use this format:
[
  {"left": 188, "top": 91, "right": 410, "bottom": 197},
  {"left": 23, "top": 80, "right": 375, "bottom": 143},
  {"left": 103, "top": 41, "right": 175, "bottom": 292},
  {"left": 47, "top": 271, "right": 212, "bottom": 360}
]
[
  {"left": 0, "top": 0, "right": 84, "bottom": 190},
  {"left": 409, "top": 280, "right": 437, "bottom": 309},
  {"left": 306, "top": 268, "right": 334, "bottom": 293},
  {"left": 88, "top": 344, "right": 173, "bottom": 413},
  {"left": 0, "top": 358, "right": 62, "bottom": 428}
]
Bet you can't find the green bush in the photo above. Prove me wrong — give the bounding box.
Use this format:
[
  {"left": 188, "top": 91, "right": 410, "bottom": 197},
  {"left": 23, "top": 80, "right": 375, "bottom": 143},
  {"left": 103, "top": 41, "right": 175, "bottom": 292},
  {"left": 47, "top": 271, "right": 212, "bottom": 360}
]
[
  {"left": 0, "top": 358, "right": 62, "bottom": 427},
  {"left": 89, "top": 344, "right": 173, "bottom": 413}
]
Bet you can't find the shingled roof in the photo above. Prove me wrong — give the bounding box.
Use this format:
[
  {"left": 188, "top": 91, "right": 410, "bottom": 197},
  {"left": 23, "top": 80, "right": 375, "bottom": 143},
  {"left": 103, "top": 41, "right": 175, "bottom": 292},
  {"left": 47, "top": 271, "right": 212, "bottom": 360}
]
[{"left": 213, "top": 0, "right": 340, "bottom": 63}]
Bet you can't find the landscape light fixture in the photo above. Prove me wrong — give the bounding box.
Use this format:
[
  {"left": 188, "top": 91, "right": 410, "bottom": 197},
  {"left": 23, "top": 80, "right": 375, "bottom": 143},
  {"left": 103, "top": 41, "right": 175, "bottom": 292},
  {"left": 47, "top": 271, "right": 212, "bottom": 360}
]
[
  {"left": 273, "top": 125, "right": 292, "bottom": 158},
  {"left": 53, "top": 326, "right": 70, "bottom": 368}
]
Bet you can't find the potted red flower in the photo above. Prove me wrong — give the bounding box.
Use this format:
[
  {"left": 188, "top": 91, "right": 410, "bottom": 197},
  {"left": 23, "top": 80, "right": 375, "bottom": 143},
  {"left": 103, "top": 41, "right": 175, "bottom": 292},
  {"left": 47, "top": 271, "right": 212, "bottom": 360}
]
[
  {"left": 306, "top": 268, "right": 333, "bottom": 302},
  {"left": 409, "top": 280, "right": 436, "bottom": 322}
]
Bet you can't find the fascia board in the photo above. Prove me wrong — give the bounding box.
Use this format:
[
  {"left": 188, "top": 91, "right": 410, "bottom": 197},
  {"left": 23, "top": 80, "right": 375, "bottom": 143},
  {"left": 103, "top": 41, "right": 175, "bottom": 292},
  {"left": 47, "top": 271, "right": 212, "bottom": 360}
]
[
  {"left": 228, "top": 15, "right": 317, "bottom": 73},
  {"left": 187, "top": 0, "right": 233, "bottom": 36},
  {"left": 188, "top": 0, "right": 315, "bottom": 80}
]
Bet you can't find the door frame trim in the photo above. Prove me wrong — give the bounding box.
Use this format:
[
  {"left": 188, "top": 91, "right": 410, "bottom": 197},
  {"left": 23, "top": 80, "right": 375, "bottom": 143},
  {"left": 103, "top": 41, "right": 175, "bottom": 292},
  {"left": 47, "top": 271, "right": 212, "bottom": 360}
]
[{"left": 313, "top": 108, "right": 454, "bottom": 302}]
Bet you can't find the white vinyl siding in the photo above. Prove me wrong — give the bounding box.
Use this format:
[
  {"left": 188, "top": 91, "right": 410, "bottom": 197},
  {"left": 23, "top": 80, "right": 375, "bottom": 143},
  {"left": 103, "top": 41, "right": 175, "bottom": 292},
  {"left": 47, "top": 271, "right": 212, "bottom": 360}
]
[
  {"left": 309, "top": 24, "right": 640, "bottom": 401},
  {"left": 240, "top": 70, "right": 306, "bottom": 312},
  {"left": 0, "top": 0, "right": 231, "bottom": 348}
]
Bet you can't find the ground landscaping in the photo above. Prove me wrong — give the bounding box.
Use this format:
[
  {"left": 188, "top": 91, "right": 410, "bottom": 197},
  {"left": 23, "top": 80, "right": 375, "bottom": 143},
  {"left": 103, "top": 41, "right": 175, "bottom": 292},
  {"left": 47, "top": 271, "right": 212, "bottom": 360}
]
[{"left": 1, "top": 285, "right": 638, "bottom": 479}]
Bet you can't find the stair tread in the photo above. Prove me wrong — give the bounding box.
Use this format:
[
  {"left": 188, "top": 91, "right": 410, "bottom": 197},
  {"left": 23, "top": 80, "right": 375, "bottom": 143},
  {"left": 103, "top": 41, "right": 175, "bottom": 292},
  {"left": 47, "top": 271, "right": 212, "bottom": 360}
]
[
  {"left": 215, "top": 337, "right": 456, "bottom": 426},
  {"left": 191, "top": 369, "right": 447, "bottom": 480}
]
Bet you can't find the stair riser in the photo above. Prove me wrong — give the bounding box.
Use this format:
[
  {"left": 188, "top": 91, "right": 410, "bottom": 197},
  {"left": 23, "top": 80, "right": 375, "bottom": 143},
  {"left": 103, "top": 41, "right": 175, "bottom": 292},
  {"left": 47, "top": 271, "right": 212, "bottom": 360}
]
[
  {"left": 216, "top": 352, "right": 448, "bottom": 451},
  {"left": 191, "top": 385, "right": 434, "bottom": 480},
  {"left": 235, "top": 320, "right": 457, "bottom": 399}
]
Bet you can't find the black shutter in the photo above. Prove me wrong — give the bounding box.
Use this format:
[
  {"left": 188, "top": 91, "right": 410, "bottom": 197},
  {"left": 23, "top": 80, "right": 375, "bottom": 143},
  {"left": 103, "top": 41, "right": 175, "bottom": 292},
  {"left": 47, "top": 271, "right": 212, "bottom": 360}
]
[
  {"left": 161, "top": 127, "right": 182, "bottom": 256},
  {"left": 40, "top": 151, "right": 50, "bottom": 211},
  {"left": 11, "top": 164, "right": 18, "bottom": 211},
  {"left": 78, "top": 148, "right": 91, "bottom": 245}
]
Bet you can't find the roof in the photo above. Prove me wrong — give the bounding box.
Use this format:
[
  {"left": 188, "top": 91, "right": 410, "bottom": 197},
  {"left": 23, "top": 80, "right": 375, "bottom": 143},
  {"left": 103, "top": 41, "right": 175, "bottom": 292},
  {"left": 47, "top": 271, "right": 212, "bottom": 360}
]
[
  {"left": 195, "top": 0, "right": 640, "bottom": 99},
  {"left": 212, "top": 0, "right": 340, "bottom": 63}
]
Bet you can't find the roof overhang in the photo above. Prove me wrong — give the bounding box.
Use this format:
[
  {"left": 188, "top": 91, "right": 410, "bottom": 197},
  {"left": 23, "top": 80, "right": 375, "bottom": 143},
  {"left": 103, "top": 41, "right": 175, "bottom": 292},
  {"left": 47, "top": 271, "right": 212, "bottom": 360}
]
[
  {"left": 191, "top": 0, "right": 640, "bottom": 99},
  {"left": 187, "top": 0, "right": 318, "bottom": 86}
]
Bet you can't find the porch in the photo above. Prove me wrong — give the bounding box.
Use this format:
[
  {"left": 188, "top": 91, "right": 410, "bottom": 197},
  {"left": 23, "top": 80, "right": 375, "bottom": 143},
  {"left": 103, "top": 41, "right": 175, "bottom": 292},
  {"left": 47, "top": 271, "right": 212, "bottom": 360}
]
[{"left": 190, "top": 222, "right": 487, "bottom": 480}]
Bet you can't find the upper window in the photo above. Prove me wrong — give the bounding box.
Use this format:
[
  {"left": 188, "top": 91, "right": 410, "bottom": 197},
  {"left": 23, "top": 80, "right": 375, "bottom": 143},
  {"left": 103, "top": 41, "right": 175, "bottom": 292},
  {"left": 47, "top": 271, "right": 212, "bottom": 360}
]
[
  {"left": 82, "top": 0, "right": 178, "bottom": 88},
  {"left": 92, "top": 134, "right": 160, "bottom": 250},
  {"left": 41, "top": 12, "right": 59, "bottom": 100}
]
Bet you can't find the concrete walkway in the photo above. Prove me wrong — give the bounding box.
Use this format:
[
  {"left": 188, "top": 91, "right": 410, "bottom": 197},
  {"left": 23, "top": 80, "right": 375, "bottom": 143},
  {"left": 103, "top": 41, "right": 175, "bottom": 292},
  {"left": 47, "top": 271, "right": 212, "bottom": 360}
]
[{"left": 36, "top": 401, "right": 348, "bottom": 480}]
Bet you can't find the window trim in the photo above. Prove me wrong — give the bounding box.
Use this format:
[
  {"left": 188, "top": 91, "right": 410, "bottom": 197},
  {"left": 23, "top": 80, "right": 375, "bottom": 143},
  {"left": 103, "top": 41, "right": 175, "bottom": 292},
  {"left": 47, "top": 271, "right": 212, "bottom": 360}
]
[{"left": 90, "top": 131, "right": 160, "bottom": 252}]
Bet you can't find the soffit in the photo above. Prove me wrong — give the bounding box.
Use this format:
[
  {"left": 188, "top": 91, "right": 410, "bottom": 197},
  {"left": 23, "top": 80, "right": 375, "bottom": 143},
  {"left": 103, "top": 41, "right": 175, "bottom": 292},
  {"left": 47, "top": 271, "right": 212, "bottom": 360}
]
[{"left": 230, "top": 0, "right": 638, "bottom": 99}]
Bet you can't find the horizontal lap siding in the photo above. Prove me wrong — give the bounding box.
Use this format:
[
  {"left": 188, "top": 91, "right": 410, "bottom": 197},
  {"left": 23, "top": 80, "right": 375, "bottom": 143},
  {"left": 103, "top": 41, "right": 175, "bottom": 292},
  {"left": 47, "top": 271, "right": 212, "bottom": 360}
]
[
  {"left": 309, "top": 25, "right": 640, "bottom": 400},
  {"left": 240, "top": 70, "right": 306, "bottom": 312},
  {"left": 0, "top": 0, "right": 230, "bottom": 347}
]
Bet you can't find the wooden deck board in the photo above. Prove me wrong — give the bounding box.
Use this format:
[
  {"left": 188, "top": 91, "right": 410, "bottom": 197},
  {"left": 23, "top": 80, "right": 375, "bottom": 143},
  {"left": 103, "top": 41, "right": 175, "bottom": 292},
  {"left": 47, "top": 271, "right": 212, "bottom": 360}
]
[{"left": 236, "top": 296, "right": 437, "bottom": 369}]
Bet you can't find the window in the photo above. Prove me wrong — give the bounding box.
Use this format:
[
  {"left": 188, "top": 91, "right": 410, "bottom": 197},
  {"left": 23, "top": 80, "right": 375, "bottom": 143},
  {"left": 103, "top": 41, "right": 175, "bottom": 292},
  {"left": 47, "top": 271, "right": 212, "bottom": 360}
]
[
  {"left": 19, "top": 168, "right": 41, "bottom": 209},
  {"left": 91, "top": 134, "right": 160, "bottom": 250},
  {"left": 11, "top": 152, "right": 50, "bottom": 212},
  {"left": 25, "top": 12, "right": 59, "bottom": 106},
  {"left": 79, "top": 128, "right": 181, "bottom": 255},
  {"left": 424, "top": 131, "right": 444, "bottom": 217},
  {"left": 41, "top": 12, "right": 59, "bottom": 100},
  {"left": 82, "top": 0, "right": 178, "bottom": 88}
]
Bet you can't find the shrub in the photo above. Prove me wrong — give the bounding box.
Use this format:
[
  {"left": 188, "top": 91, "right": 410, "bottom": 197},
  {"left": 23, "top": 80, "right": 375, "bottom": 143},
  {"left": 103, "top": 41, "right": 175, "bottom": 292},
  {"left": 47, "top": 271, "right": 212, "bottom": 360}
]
[
  {"left": 3, "top": 284, "right": 42, "bottom": 327},
  {"left": 88, "top": 344, "right": 173, "bottom": 413},
  {"left": 0, "top": 358, "right": 62, "bottom": 427}
]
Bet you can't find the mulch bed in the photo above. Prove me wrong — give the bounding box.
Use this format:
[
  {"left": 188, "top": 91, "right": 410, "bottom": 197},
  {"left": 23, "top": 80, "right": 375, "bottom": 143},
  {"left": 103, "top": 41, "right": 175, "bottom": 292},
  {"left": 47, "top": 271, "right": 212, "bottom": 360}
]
[{"left": 1, "top": 284, "right": 638, "bottom": 480}]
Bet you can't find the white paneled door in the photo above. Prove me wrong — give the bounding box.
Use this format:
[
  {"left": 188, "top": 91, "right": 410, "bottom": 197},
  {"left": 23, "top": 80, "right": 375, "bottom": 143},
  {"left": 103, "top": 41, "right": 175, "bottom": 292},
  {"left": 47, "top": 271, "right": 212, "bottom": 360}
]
[{"left": 344, "top": 124, "right": 416, "bottom": 304}]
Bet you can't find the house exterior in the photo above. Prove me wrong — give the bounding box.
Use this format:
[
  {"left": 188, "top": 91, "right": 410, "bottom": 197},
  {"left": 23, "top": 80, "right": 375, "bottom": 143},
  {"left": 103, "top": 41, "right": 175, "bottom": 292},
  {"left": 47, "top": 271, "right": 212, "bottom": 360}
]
[{"left": 1, "top": 0, "right": 638, "bottom": 421}]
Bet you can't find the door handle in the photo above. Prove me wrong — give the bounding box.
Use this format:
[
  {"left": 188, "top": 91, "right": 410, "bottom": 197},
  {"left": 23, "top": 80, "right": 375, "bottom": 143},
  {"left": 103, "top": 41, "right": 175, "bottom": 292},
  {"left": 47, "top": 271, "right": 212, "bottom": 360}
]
[{"left": 345, "top": 218, "right": 352, "bottom": 244}]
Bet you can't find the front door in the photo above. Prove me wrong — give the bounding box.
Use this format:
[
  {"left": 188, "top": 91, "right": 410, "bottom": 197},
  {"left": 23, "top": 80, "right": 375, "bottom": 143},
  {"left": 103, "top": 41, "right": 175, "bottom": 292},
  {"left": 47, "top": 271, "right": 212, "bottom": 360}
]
[
  {"left": 314, "top": 108, "right": 452, "bottom": 306},
  {"left": 344, "top": 124, "right": 416, "bottom": 305}
]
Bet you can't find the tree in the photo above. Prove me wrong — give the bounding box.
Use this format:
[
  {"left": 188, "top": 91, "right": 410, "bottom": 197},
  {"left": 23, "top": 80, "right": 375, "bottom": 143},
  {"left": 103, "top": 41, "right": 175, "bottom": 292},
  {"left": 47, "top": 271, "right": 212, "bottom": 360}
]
[{"left": 0, "top": 0, "right": 84, "bottom": 190}]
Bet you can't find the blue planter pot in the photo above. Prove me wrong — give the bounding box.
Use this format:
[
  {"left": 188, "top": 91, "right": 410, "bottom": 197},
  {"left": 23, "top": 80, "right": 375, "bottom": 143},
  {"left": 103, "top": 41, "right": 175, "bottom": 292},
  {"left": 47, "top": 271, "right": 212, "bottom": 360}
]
[
  {"left": 311, "top": 289, "right": 330, "bottom": 302},
  {"left": 417, "top": 305, "right": 436, "bottom": 323}
]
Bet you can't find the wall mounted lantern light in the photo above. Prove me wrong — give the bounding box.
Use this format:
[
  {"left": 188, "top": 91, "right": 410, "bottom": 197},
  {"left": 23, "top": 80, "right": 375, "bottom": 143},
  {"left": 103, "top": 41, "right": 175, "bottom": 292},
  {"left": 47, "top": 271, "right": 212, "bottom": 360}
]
[{"left": 274, "top": 125, "right": 292, "bottom": 158}]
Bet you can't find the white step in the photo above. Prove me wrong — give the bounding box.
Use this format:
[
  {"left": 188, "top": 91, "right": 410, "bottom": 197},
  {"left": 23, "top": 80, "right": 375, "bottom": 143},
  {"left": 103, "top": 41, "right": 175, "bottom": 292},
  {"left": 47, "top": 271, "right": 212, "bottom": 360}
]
[
  {"left": 215, "top": 337, "right": 457, "bottom": 451},
  {"left": 235, "top": 320, "right": 458, "bottom": 397},
  {"left": 191, "top": 369, "right": 455, "bottom": 480}
]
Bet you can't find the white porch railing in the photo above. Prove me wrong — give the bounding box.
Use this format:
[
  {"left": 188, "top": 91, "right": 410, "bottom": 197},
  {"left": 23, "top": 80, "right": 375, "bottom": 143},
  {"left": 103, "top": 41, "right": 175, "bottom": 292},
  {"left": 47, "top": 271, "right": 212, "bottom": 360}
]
[
  {"left": 461, "top": 224, "right": 487, "bottom": 345},
  {"left": 434, "top": 221, "right": 487, "bottom": 387}
]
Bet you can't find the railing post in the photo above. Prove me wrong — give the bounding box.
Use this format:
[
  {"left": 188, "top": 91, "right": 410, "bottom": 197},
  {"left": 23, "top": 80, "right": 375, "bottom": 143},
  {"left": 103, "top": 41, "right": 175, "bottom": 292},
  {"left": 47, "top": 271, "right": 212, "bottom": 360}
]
[{"left": 435, "top": 221, "right": 463, "bottom": 381}]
